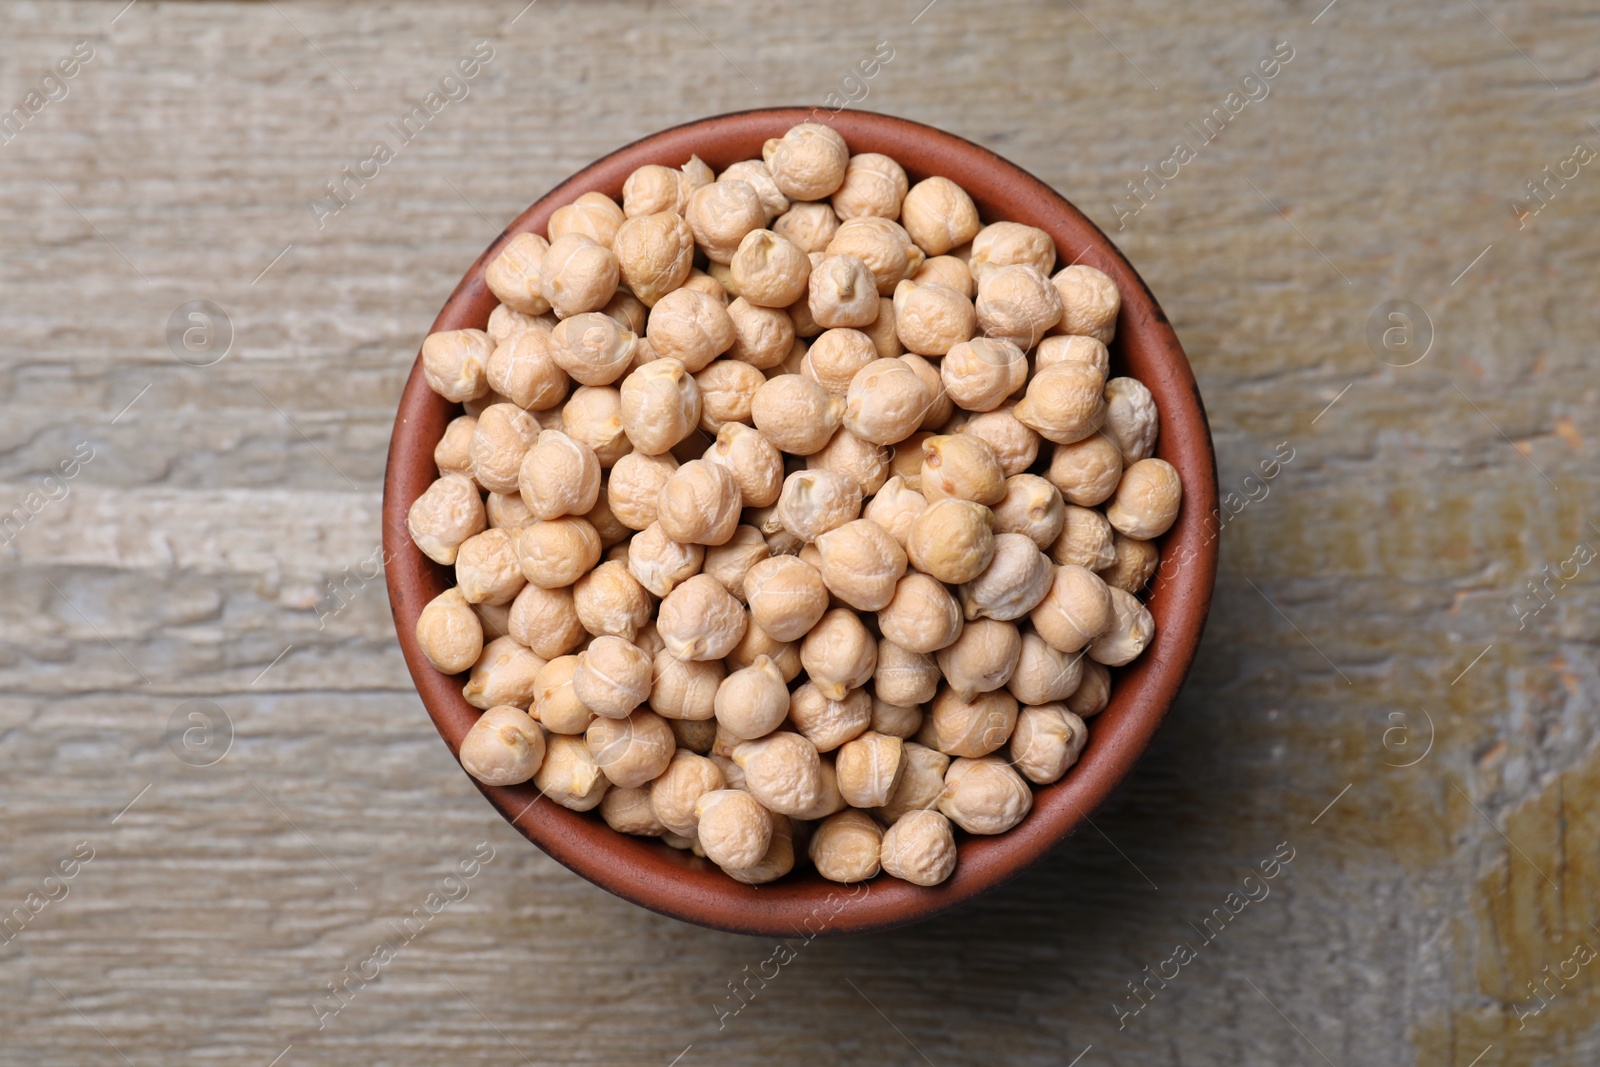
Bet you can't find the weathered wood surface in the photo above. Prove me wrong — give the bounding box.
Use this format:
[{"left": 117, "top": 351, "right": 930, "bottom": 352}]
[{"left": 2, "top": 1, "right": 1598, "bottom": 1064}]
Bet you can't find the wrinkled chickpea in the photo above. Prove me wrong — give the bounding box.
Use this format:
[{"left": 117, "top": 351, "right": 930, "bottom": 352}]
[
  {"left": 1048, "top": 433, "right": 1123, "bottom": 507},
  {"left": 409, "top": 472, "right": 486, "bottom": 565},
  {"left": 686, "top": 179, "right": 766, "bottom": 264},
  {"left": 936, "top": 615, "right": 1023, "bottom": 701},
  {"left": 459, "top": 706, "right": 546, "bottom": 787},
  {"left": 722, "top": 809, "right": 796, "bottom": 885},
  {"left": 877, "top": 572, "right": 963, "bottom": 654},
  {"left": 422, "top": 329, "right": 494, "bottom": 402},
  {"left": 808, "top": 429, "right": 891, "bottom": 496},
  {"left": 561, "top": 385, "right": 631, "bottom": 466},
  {"left": 1067, "top": 659, "right": 1112, "bottom": 717},
  {"left": 725, "top": 618, "right": 802, "bottom": 681},
  {"left": 940, "top": 338, "right": 1028, "bottom": 413},
  {"left": 969, "top": 221, "right": 1056, "bottom": 279},
  {"left": 763, "top": 123, "right": 849, "bottom": 200},
  {"left": 732, "top": 731, "right": 824, "bottom": 817},
  {"left": 861, "top": 475, "right": 928, "bottom": 548},
  {"left": 587, "top": 707, "right": 675, "bottom": 787},
  {"left": 772, "top": 200, "right": 840, "bottom": 254},
  {"left": 900, "top": 176, "right": 981, "bottom": 256},
  {"left": 415, "top": 587, "right": 484, "bottom": 674},
  {"left": 649, "top": 649, "right": 722, "bottom": 721},
  {"left": 1034, "top": 334, "right": 1109, "bottom": 378},
  {"left": 920, "top": 433, "right": 1007, "bottom": 506},
  {"left": 975, "top": 264, "right": 1062, "bottom": 350},
  {"left": 601, "top": 785, "right": 666, "bottom": 836},
  {"left": 955, "top": 407, "right": 1036, "bottom": 482},
  {"left": 1014, "top": 361, "right": 1107, "bottom": 445},
  {"left": 656, "top": 459, "right": 742, "bottom": 546},
  {"left": 519, "top": 429, "right": 602, "bottom": 521},
  {"left": 548, "top": 312, "right": 637, "bottom": 387},
  {"left": 788, "top": 682, "right": 873, "bottom": 753},
  {"left": 835, "top": 731, "right": 905, "bottom": 810},
  {"left": 487, "top": 302, "right": 551, "bottom": 343},
  {"left": 649, "top": 749, "right": 725, "bottom": 836},
  {"left": 991, "top": 473, "right": 1065, "bottom": 550},
  {"left": 1010, "top": 703, "right": 1088, "bottom": 786},
  {"left": 806, "top": 809, "right": 881, "bottom": 884},
  {"left": 871, "top": 697, "right": 923, "bottom": 740},
  {"left": 1098, "top": 532, "right": 1159, "bottom": 594},
  {"left": 939, "top": 755, "right": 1032, "bottom": 834},
  {"left": 719, "top": 159, "right": 788, "bottom": 220},
  {"left": 612, "top": 211, "right": 695, "bottom": 307},
  {"left": 617, "top": 357, "right": 700, "bottom": 456},
  {"left": 879, "top": 808, "right": 958, "bottom": 885},
  {"left": 463, "top": 635, "right": 546, "bottom": 711},
  {"left": 1007, "top": 629, "right": 1084, "bottom": 705},
  {"left": 1088, "top": 586, "right": 1155, "bottom": 666},
  {"left": 928, "top": 687, "right": 1019, "bottom": 758},
  {"left": 744, "top": 554, "right": 831, "bottom": 642},
  {"left": 1051, "top": 264, "right": 1121, "bottom": 343},
  {"left": 532, "top": 654, "right": 593, "bottom": 735},
  {"left": 540, "top": 234, "right": 620, "bottom": 319},
  {"left": 702, "top": 422, "right": 784, "bottom": 508},
  {"left": 1029, "top": 564, "right": 1113, "bottom": 654},
  {"left": 814, "top": 518, "right": 908, "bottom": 612},
  {"left": 877, "top": 743, "right": 951, "bottom": 821},
  {"left": 912, "top": 255, "right": 974, "bottom": 297},
  {"left": 906, "top": 498, "right": 995, "bottom": 584},
  {"left": 960, "top": 534, "right": 1053, "bottom": 623},
  {"left": 807, "top": 254, "right": 881, "bottom": 329},
  {"left": 840, "top": 357, "right": 931, "bottom": 447},
  {"left": 515, "top": 516, "right": 602, "bottom": 588},
  {"left": 622, "top": 164, "right": 689, "bottom": 218},
  {"left": 606, "top": 451, "right": 677, "bottom": 531},
  {"left": 533, "top": 734, "right": 610, "bottom": 811},
  {"left": 508, "top": 583, "right": 587, "bottom": 659},
  {"left": 434, "top": 414, "right": 476, "bottom": 477},
  {"left": 830, "top": 151, "right": 907, "bottom": 218},
  {"left": 657, "top": 573, "right": 748, "bottom": 661},
  {"left": 485, "top": 233, "right": 552, "bottom": 315},
  {"left": 1102, "top": 377, "right": 1159, "bottom": 463},
  {"left": 694, "top": 789, "right": 772, "bottom": 871},
  {"left": 729, "top": 229, "right": 811, "bottom": 308},
  {"left": 572, "top": 560, "right": 653, "bottom": 641},
  {"left": 875, "top": 639, "right": 941, "bottom": 707},
  {"left": 725, "top": 297, "right": 796, "bottom": 370},
  {"left": 860, "top": 296, "right": 903, "bottom": 361},
  {"left": 454, "top": 528, "right": 527, "bottom": 607},
  {"left": 487, "top": 490, "right": 534, "bottom": 532},
  {"left": 799, "top": 609, "right": 877, "bottom": 703},
  {"left": 646, "top": 287, "right": 735, "bottom": 372},
  {"left": 1049, "top": 505, "right": 1115, "bottom": 570},
  {"left": 893, "top": 278, "right": 974, "bottom": 357},
  {"left": 693, "top": 358, "right": 764, "bottom": 433},
  {"left": 702, "top": 525, "right": 770, "bottom": 601},
  {"left": 776, "top": 469, "right": 862, "bottom": 543},
  {"left": 550, "top": 191, "right": 624, "bottom": 248},
  {"left": 827, "top": 217, "right": 923, "bottom": 296},
  {"left": 803, "top": 329, "right": 880, "bottom": 401},
  {"left": 895, "top": 356, "right": 951, "bottom": 432},
  {"left": 626, "top": 520, "right": 704, "bottom": 597},
  {"left": 714, "top": 655, "right": 791, "bottom": 740},
  {"left": 1106, "top": 458, "right": 1182, "bottom": 539},
  {"left": 488, "top": 328, "right": 569, "bottom": 411}
]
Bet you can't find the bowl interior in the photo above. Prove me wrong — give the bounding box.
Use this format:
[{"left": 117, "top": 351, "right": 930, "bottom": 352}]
[{"left": 382, "top": 107, "right": 1218, "bottom": 937}]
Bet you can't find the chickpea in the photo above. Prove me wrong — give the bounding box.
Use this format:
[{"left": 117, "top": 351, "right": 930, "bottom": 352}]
[
  {"left": 969, "top": 221, "right": 1056, "bottom": 279},
  {"left": 832, "top": 732, "right": 903, "bottom": 809},
  {"left": 415, "top": 587, "right": 484, "bottom": 674},
  {"left": 693, "top": 358, "right": 764, "bottom": 433},
  {"left": 626, "top": 520, "right": 704, "bottom": 597},
  {"left": 920, "top": 434, "right": 1006, "bottom": 506},
  {"left": 610, "top": 211, "right": 696, "bottom": 307},
  {"left": 421, "top": 329, "right": 494, "bottom": 402},
  {"left": 804, "top": 607, "right": 878, "bottom": 698},
  {"left": 1034, "top": 334, "right": 1109, "bottom": 378},
  {"left": 912, "top": 255, "right": 974, "bottom": 298},
  {"left": 836, "top": 357, "right": 930, "bottom": 447},
  {"left": 776, "top": 469, "right": 861, "bottom": 542},
  {"left": 601, "top": 785, "right": 667, "bottom": 836},
  {"left": 681, "top": 153, "right": 715, "bottom": 195},
  {"left": 458, "top": 706, "right": 546, "bottom": 787},
  {"left": 561, "top": 385, "right": 631, "bottom": 467},
  {"left": 1029, "top": 564, "right": 1113, "bottom": 653},
  {"left": 546, "top": 311, "right": 635, "bottom": 388},
  {"left": 890, "top": 278, "right": 973, "bottom": 357},
  {"left": 719, "top": 159, "right": 789, "bottom": 220},
  {"left": 955, "top": 407, "right": 1035, "bottom": 482},
  {"left": 570, "top": 560, "right": 652, "bottom": 642},
  {"left": 906, "top": 498, "right": 995, "bottom": 584},
  {"left": 518, "top": 429, "right": 602, "bottom": 522},
  {"left": 696, "top": 789, "right": 774, "bottom": 871},
  {"left": 1102, "top": 376, "right": 1159, "bottom": 462},
  {"left": 714, "top": 655, "right": 791, "bottom": 740},
  {"left": 487, "top": 303, "right": 551, "bottom": 343},
  {"left": 488, "top": 328, "right": 568, "bottom": 412},
  {"left": 864, "top": 701, "right": 918, "bottom": 743},
  {"left": 454, "top": 528, "right": 527, "bottom": 607},
  {"left": 487, "top": 490, "right": 534, "bottom": 532},
  {"left": 686, "top": 179, "right": 766, "bottom": 264},
  {"left": 1088, "top": 586, "right": 1155, "bottom": 666},
  {"left": 861, "top": 475, "right": 928, "bottom": 548},
  {"left": 729, "top": 229, "right": 811, "bottom": 308},
  {"left": 1014, "top": 361, "right": 1107, "bottom": 445},
  {"left": 900, "top": 176, "right": 981, "bottom": 256},
  {"left": 725, "top": 297, "right": 796, "bottom": 370},
  {"left": 649, "top": 649, "right": 722, "bottom": 721},
  {"left": 605, "top": 451, "right": 677, "bottom": 531},
  {"left": 1106, "top": 458, "right": 1182, "bottom": 539},
  {"left": 1051, "top": 264, "right": 1121, "bottom": 343},
  {"left": 935, "top": 615, "right": 1022, "bottom": 700},
  {"left": 1010, "top": 703, "right": 1089, "bottom": 785},
  {"left": 408, "top": 472, "right": 486, "bottom": 565},
  {"left": 1049, "top": 505, "right": 1115, "bottom": 570},
  {"left": 657, "top": 574, "right": 748, "bottom": 661},
  {"left": 550, "top": 193, "right": 625, "bottom": 252},
  {"left": 514, "top": 516, "right": 601, "bottom": 588},
  {"left": 787, "top": 681, "right": 873, "bottom": 752},
  {"left": 808, "top": 428, "right": 891, "bottom": 497},
  {"left": 433, "top": 414, "right": 476, "bottom": 478},
  {"left": 877, "top": 743, "right": 952, "bottom": 822},
  {"left": 702, "top": 422, "right": 784, "bottom": 508},
  {"left": 762, "top": 122, "right": 849, "bottom": 200},
  {"left": 725, "top": 618, "right": 802, "bottom": 681},
  {"left": 684, "top": 267, "right": 729, "bottom": 304},
  {"left": 732, "top": 731, "right": 824, "bottom": 817},
  {"left": 895, "top": 356, "right": 952, "bottom": 433},
  {"left": 744, "top": 554, "right": 830, "bottom": 641},
  {"left": 468, "top": 404, "right": 540, "bottom": 495},
  {"left": 991, "top": 474, "right": 1065, "bottom": 551},
  {"left": 538, "top": 234, "right": 619, "bottom": 319},
  {"left": 813, "top": 518, "right": 909, "bottom": 612},
  {"left": 722, "top": 809, "right": 796, "bottom": 885},
  {"left": 940, "top": 338, "right": 1028, "bottom": 413},
  {"left": 585, "top": 492, "right": 631, "bottom": 550},
  {"left": 807, "top": 254, "right": 880, "bottom": 329},
  {"left": 771, "top": 200, "right": 839, "bottom": 254},
  {"left": 1048, "top": 433, "right": 1123, "bottom": 507},
  {"left": 586, "top": 707, "right": 675, "bottom": 787},
  {"left": 821, "top": 150, "right": 905, "bottom": 217},
  {"left": 657, "top": 459, "right": 742, "bottom": 546},
  {"left": 974, "top": 264, "right": 1062, "bottom": 349},
  {"left": 827, "top": 217, "right": 923, "bottom": 296},
  {"left": 1067, "top": 659, "right": 1112, "bottom": 717},
  {"left": 646, "top": 288, "right": 735, "bottom": 372},
  {"left": 532, "top": 655, "right": 593, "bottom": 735},
  {"left": 1008, "top": 629, "right": 1084, "bottom": 705},
  {"left": 507, "top": 583, "right": 587, "bottom": 660},
  {"left": 960, "top": 533, "right": 1054, "bottom": 623},
  {"left": 616, "top": 357, "right": 700, "bottom": 456},
  {"left": 463, "top": 635, "right": 546, "bottom": 711},
  {"left": 1098, "top": 533, "right": 1160, "bottom": 594},
  {"left": 879, "top": 808, "right": 958, "bottom": 885},
  {"left": 650, "top": 749, "right": 726, "bottom": 835},
  {"left": 877, "top": 572, "right": 963, "bottom": 654},
  {"left": 475, "top": 600, "right": 513, "bottom": 641},
  {"left": 804, "top": 329, "right": 879, "bottom": 400},
  {"left": 802, "top": 809, "right": 879, "bottom": 884},
  {"left": 622, "top": 164, "right": 688, "bottom": 218},
  {"left": 787, "top": 290, "right": 824, "bottom": 339},
  {"left": 939, "top": 755, "right": 1032, "bottom": 834},
  {"left": 533, "top": 734, "right": 610, "bottom": 811},
  {"left": 484, "top": 233, "right": 552, "bottom": 315},
  {"left": 702, "top": 525, "right": 771, "bottom": 601},
  {"left": 875, "top": 638, "right": 941, "bottom": 706},
  {"left": 927, "top": 685, "right": 1018, "bottom": 757}
]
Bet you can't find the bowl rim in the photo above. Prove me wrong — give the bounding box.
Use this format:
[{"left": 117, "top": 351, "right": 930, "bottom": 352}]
[{"left": 382, "top": 106, "right": 1219, "bottom": 937}]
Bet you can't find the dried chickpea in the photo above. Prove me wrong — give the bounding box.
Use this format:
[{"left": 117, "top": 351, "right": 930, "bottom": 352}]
[
  {"left": 534, "top": 734, "right": 609, "bottom": 811},
  {"left": 839, "top": 356, "right": 931, "bottom": 447},
  {"left": 454, "top": 528, "right": 527, "bottom": 606},
  {"left": 572, "top": 560, "right": 653, "bottom": 641},
  {"left": 684, "top": 267, "right": 728, "bottom": 303},
  {"left": 657, "top": 574, "right": 748, "bottom": 661},
  {"left": 487, "top": 303, "right": 550, "bottom": 343},
  {"left": 957, "top": 406, "right": 1037, "bottom": 480},
  {"left": 836, "top": 731, "right": 906, "bottom": 809},
  {"left": 1088, "top": 587, "right": 1155, "bottom": 666},
  {"left": 463, "top": 636, "right": 546, "bottom": 711},
  {"left": 969, "top": 221, "right": 1056, "bottom": 278},
  {"left": 877, "top": 744, "right": 952, "bottom": 823},
  {"left": 861, "top": 475, "right": 928, "bottom": 548},
  {"left": 1067, "top": 659, "right": 1112, "bottom": 717},
  {"left": 434, "top": 414, "right": 476, "bottom": 477},
  {"left": 975, "top": 264, "right": 1062, "bottom": 349},
  {"left": 540, "top": 234, "right": 620, "bottom": 319},
  {"left": 646, "top": 288, "right": 736, "bottom": 372},
  {"left": 787, "top": 682, "right": 873, "bottom": 751},
  {"left": 408, "top": 472, "right": 486, "bottom": 565},
  {"left": 686, "top": 179, "right": 766, "bottom": 264},
  {"left": 906, "top": 498, "right": 996, "bottom": 584},
  {"left": 508, "top": 582, "right": 587, "bottom": 659},
  {"left": 702, "top": 525, "right": 770, "bottom": 600},
  {"left": 1009, "top": 703, "right": 1088, "bottom": 785},
  {"left": 875, "top": 639, "right": 941, "bottom": 706},
  {"left": 719, "top": 159, "right": 789, "bottom": 220},
  {"left": 762, "top": 123, "right": 849, "bottom": 200},
  {"left": 936, "top": 617, "right": 1024, "bottom": 701},
  {"left": 601, "top": 786, "right": 667, "bottom": 836},
  {"left": 603, "top": 290, "right": 648, "bottom": 337},
  {"left": 744, "top": 554, "right": 831, "bottom": 641},
  {"left": 619, "top": 357, "right": 701, "bottom": 455},
  {"left": 587, "top": 708, "right": 675, "bottom": 787},
  {"left": 649, "top": 649, "right": 723, "bottom": 721},
  {"left": 892, "top": 279, "right": 974, "bottom": 357},
  {"left": 787, "top": 290, "right": 824, "bottom": 340},
  {"left": 1098, "top": 533, "right": 1159, "bottom": 594},
  {"left": 912, "top": 255, "right": 974, "bottom": 297},
  {"left": 928, "top": 686, "right": 1018, "bottom": 758},
  {"left": 901, "top": 177, "right": 981, "bottom": 256},
  {"left": 460, "top": 706, "right": 546, "bottom": 786},
  {"left": 877, "top": 572, "right": 963, "bottom": 654},
  {"left": 696, "top": 789, "right": 774, "bottom": 870},
  {"left": 960, "top": 534, "right": 1054, "bottom": 622},
  {"left": 992, "top": 474, "right": 1065, "bottom": 550},
  {"left": 622, "top": 164, "right": 688, "bottom": 218},
  {"left": 605, "top": 451, "right": 677, "bottom": 531},
  {"left": 722, "top": 809, "right": 795, "bottom": 885},
  {"left": 807, "top": 254, "right": 880, "bottom": 329},
  {"left": 896, "top": 356, "right": 951, "bottom": 432},
  {"left": 939, "top": 755, "right": 1032, "bottom": 834},
  {"left": 776, "top": 469, "right": 861, "bottom": 542},
  {"left": 703, "top": 422, "right": 784, "bottom": 507},
  {"left": 808, "top": 429, "right": 891, "bottom": 496},
  {"left": 1029, "top": 564, "right": 1113, "bottom": 654},
  {"left": 827, "top": 217, "right": 923, "bottom": 296},
  {"left": 475, "top": 600, "right": 513, "bottom": 641},
  {"left": 879, "top": 808, "right": 957, "bottom": 885},
  {"left": 801, "top": 604, "right": 877, "bottom": 695},
  {"left": 814, "top": 518, "right": 908, "bottom": 611},
  {"left": 1051, "top": 264, "right": 1121, "bottom": 343},
  {"left": 612, "top": 211, "right": 696, "bottom": 306},
  {"left": 415, "top": 587, "right": 484, "bottom": 674},
  {"left": 805, "top": 809, "right": 881, "bottom": 884},
  {"left": 772, "top": 200, "right": 839, "bottom": 253},
  {"left": 1106, "top": 458, "right": 1182, "bottom": 539},
  {"left": 725, "top": 297, "right": 795, "bottom": 369},
  {"left": 548, "top": 190, "right": 624, "bottom": 248},
  {"left": 1050, "top": 505, "right": 1115, "bottom": 570},
  {"left": 626, "top": 520, "right": 704, "bottom": 597},
  {"left": 532, "top": 655, "right": 594, "bottom": 735},
  {"left": 518, "top": 429, "right": 602, "bottom": 521},
  {"left": 421, "top": 329, "right": 494, "bottom": 402},
  {"left": 657, "top": 459, "right": 742, "bottom": 546},
  {"left": 729, "top": 229, "right": 811, "bottom": 308},
  {"left": 1014, "top": 361, "right": 1107, "bottom": 445},
  {"left": 1008, "top": 629, "right": 1084, "bottom": 705},
  {"left": 1035, "top": 334, "right": 1109, "bottom": 378},
  {"left": 725, "top": 618, "right": 802, "bottom": 681},
  {"left": 1048, "top": 433, "right": 1123, "bottom": 507},
  {"left": 1102, "top": 377, "right": 1159, "bottom": 462},
  {"left": 514, "top": 517, "right": 601, "bottom": 588},
  {"left": 920, "top": 434, "right": 1007, "bottom": 506},
  {"left": 715, "top": 655, "right": 791, "bottom": 740},
  {"left": 488, "top": 329, "right": 568, "bottom": 411},
  {"left": 830, "top": 151, "right": 908, "bottom": 219},
  {"left": 732, "top": 732, "right": 823, "bottom": 817},
  {"left": 802, "top": 328, "right": 878, "bottom": 397},
  {"left": 547, "top": 312, "right": 637, "bottom": 387},
  {"left": 940, "top": 338, "right": 1028, "bottom": 413},
  {"left": 485, "top": 233, "right": 552, "bottom": 314},
  {"left": 694, "top": 358, "right": 764, "bottom": 433},
  {"left": 561, "top": 385, "right": 631, "bottom": 466},
  {"left": 854, "top": 298, "right": 897, "bottom": 360}
]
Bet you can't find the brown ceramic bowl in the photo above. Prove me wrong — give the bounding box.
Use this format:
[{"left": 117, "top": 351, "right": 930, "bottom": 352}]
[{"left": 383, "top": 107, "right": 1217, "bottom": 937}]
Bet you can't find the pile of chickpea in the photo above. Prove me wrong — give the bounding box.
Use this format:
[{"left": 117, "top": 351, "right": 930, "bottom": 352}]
[{"left": 406, "top": 122, "right": 1183, "bottom": 887}]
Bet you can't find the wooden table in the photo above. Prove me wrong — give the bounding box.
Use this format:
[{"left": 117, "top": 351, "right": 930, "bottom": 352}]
[{"left": 3, "top": 1, "right": 1597, "bottom": 1063}]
